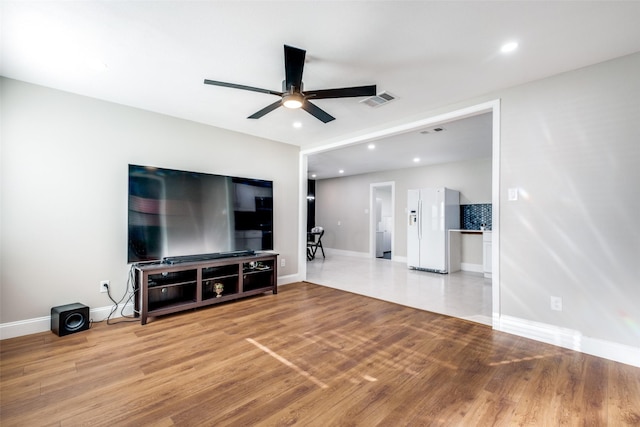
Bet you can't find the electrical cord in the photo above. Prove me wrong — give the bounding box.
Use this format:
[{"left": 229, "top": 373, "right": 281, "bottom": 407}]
[
  {"left": 91, "top": 265, "right": 140, "bottom": 325},
  {"left": 88, "top": 266, "right": 140, "bottom": 327}
]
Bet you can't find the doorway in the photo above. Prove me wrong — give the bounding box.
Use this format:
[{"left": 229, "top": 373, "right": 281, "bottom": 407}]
[
  {"left": 300, "top": 100, "right": 500, "bottom": 328},
  {"left": 370, "top": 182, "right": 394, "bottom": 260}
]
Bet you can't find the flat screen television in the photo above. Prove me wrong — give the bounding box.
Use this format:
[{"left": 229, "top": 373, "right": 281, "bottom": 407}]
[{"left": 128, "top": 164, "right": 273, "bottom": 263}]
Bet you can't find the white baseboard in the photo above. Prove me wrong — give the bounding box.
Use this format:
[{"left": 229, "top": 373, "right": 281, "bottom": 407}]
[
  {"left": 1, "top": 273, "right": 300, "bottom": 341},
  {"left": 324, "top": 247, "right": 370, "bottom": 258},
  {"left": 0, "top": 315, "right": 52, "bottom": 340},
  {"left": 2, "top": 272, "right": 301, "bottom": 341},
  {"left": 0, "top": 303, "right": 135, "bottom": 340},
  {"left": 322, "top": 247, "right": 415, "bottom": 264},
  {"left": 497, "top": 315, "right": 640, "bottom": 368},
  {"left": 0, "top": 273, "right": 302, "bottom": 340},
  {"left": 277, "top": 273, "right": 301, "bottom": 285},
  {"left": 460, "top": 262, "right": 483, "bottom": 273}
]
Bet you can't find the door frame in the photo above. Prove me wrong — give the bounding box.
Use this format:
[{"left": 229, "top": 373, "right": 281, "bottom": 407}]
[
  {"left": 299, "top": 99, "right": 500, "bottom": 328},
  {"left": 369, "top": 182, "right": 395, "bottom": 259}
]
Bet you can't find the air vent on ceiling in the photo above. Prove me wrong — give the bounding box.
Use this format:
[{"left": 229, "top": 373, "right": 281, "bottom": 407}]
[
  {"left": 360, "top": 91, "right": 396, "bottom": 108},
  {"left": 419, "top": 126, "right": 446, "bottom": 134}
]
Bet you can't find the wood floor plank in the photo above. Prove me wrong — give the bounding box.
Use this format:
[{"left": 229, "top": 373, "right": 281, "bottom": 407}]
[
  {"left": 608, "top": 361, "right": 640, "bottom": 425},
  {"left": 1, "top": 282, "right": 639, "bottom": 426}
]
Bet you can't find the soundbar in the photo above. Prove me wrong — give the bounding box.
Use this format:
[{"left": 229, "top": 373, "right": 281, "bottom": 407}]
[{"left": 162, "top": 250, "right": 256, "bottom": 265}]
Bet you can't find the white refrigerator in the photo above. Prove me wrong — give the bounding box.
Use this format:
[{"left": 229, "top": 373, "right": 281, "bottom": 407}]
[{"left": 407, "top": 188, "right": 460, "bottom": 273}]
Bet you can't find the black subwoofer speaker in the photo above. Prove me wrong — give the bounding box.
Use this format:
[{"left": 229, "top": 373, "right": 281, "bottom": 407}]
[{"left": 51, "top": 303, "right": 90, "bottom": 336}]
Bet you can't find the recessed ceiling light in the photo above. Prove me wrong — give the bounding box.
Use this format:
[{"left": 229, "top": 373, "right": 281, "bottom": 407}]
[
  {"left": 311, "top": 174, "right": 317, "bottom": 178},
  {"left": 339, "top": 169, "right": 344, "bottom": 174},
  {"left": 293, "top": 121, "right": 302, "bottom": 128},
  {"left": 501, "top": 41, "right": 519, "bottom": 54},
  {"left": 368, "top": 144, "right": 375, "bottom": 150},
  {"left": 413, "top": 157, "right": 421, "bottom": 163}
]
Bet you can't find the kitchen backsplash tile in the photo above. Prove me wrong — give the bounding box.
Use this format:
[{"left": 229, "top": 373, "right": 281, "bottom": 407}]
[{"left": 461, "top": 204, "right": 492, "bottom": 230}]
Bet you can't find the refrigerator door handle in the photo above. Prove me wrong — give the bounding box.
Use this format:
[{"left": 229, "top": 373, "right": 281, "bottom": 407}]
[{"left": 418, "top": 199, "right": 422, "bottom": 240}]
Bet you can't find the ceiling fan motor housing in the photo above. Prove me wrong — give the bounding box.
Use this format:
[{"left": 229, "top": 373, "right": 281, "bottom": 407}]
[{"left": 282, "top": 80, "right": 303, "bottom": 92}]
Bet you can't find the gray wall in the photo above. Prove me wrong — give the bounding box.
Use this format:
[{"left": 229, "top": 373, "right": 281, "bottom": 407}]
[
  {"left": 316, "top": 157, "right": 492, "bottom": 256},
  {"left": 315, "top": 52, "right": 640, "bottom": 349},
  {"left": 498, "top": 53, "right": 639, "bottom": 347},
  {"left": 0, "top": 78, "right": 299, "bottom": 324}
]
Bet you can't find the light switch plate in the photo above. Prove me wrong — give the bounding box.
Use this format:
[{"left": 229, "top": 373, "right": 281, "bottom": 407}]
[
  {"left": 508, "top": 188, "right": 519, "bottom": 201},
  {"left": 550, "top": 296, "right": 563, "bottom": 311}
]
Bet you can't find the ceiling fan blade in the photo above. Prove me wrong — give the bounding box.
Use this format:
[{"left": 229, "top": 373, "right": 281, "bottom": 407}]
[
  {"left": 301, "top": 101, "right": 335, "bottom": 123},
  {"left": 248, "top": 100, "right": 283, "bottom": 119},
  {"left": 305, "top": 85, "right": 377, "bottom": 100},
  {"left": 204, "top": 79, "right": 282, "bottom": 96},
  {"left": 284, "top": 45, "right": 306, "bottom": 91}
]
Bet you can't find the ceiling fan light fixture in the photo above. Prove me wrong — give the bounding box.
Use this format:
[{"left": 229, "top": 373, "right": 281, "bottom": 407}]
[{"left": 283, "top": 93, "right": 304, "bottom": 109}]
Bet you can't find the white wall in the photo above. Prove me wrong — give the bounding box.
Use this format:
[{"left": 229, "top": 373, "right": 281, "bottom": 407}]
[
  {"left": 316, "top": 157, "right": 492, "bottom": 257},
  {"left": 0, "top": 78, "right": 300, "bottom": 325}
]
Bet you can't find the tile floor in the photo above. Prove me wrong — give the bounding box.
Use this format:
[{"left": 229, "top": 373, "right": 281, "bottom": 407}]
[{"left": 305, "top": 252, "right": 493, "bottom": 326}]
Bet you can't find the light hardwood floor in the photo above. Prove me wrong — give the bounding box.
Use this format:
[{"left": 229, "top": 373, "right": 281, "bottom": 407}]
[{"left": 1, "top": 282, "right": 639, "bottom": 426}]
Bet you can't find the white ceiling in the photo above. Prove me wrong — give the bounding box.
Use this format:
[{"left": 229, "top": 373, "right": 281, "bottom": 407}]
[
  {"left": 308, "top": 112, "right": 493, "bottom": 179},
  {"left": 3, "top": 1, "right": 640, "bottom": 178}
]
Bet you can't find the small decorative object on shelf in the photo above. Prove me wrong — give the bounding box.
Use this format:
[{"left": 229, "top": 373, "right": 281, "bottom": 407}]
[{"left": 214, "top": 282, "right": 224, "bottom": 298}]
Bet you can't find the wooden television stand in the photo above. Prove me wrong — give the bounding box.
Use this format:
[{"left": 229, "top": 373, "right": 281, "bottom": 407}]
[{"left": 133, "top": 252, "right": 278, "bottom": 325}]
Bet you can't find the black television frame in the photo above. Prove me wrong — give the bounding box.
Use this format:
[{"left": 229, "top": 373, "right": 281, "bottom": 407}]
[{"left": 127, "top": 164, "right": 273, "bottom": 264}]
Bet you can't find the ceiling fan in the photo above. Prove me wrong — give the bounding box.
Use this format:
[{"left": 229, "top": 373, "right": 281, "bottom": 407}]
[{"left": 204, "top": 45, "right": 376, "bottom": 123}]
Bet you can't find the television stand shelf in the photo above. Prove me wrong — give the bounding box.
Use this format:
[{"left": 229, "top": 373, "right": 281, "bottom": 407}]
[{"left": 133, "top": 252, "right": 278, "bottom": 324}]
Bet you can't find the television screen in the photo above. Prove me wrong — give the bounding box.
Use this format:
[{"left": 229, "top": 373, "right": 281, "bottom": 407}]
[{"left": 128, "top": 164, "right": 273, "bottom": 263}]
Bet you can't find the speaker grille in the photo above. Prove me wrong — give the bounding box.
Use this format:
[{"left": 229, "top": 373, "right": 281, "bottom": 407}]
[{"left": 65, "top": 312, "right": 86, "bottom": 331}]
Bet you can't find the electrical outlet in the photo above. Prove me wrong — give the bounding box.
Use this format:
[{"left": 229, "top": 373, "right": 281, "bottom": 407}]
[
  {"left": 281, "top": 258, "right": 286, "bottom": 267},
  {"left": 100, "top": 280, "right": 110, "bottom": 293},
  {"left": 550, "top": 296, "right": 562, "bottom": 311}
]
